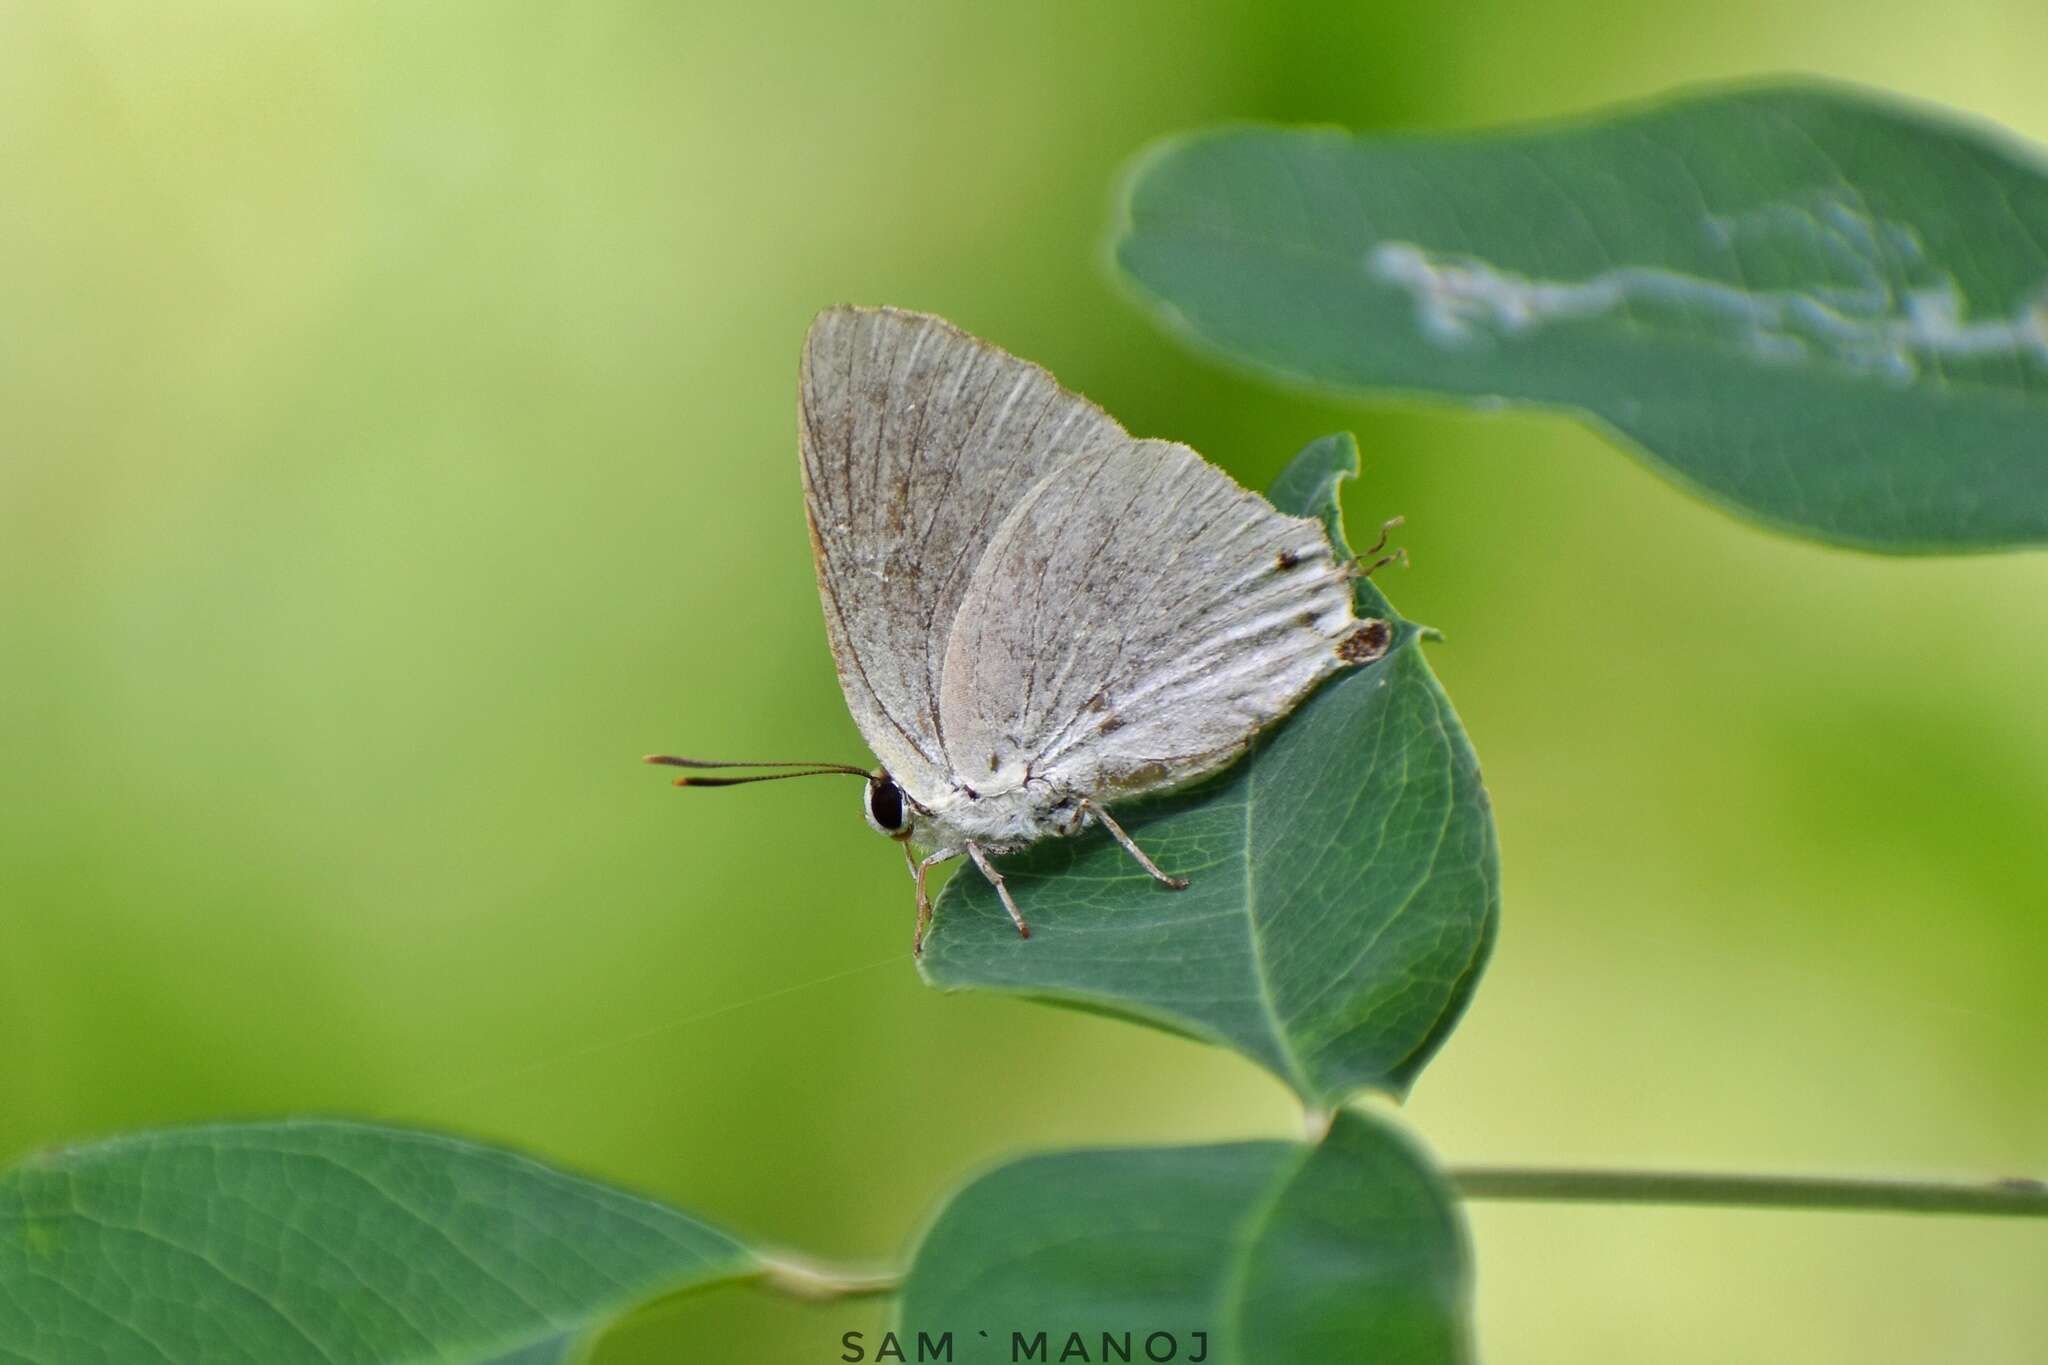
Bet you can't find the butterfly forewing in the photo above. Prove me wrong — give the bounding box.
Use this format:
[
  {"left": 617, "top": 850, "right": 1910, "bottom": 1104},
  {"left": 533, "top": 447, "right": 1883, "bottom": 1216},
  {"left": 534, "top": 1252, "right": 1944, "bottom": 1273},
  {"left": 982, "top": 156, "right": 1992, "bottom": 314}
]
[{"left": 798, "top": 307, "right": 1126, "bottom": 802}]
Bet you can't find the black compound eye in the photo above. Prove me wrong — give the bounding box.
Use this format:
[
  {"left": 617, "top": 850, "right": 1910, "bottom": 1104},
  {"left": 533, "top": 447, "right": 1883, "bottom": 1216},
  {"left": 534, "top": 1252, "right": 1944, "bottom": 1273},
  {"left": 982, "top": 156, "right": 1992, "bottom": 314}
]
[{"left": 864, "top": 776, "right": 908, "bottom": 836}]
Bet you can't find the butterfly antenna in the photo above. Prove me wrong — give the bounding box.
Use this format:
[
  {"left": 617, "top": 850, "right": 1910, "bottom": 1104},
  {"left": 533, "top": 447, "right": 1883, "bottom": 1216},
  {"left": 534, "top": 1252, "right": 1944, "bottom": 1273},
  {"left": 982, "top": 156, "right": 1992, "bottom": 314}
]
[{"left": 643, "top": 755, "right": 873, "bottom": 788}]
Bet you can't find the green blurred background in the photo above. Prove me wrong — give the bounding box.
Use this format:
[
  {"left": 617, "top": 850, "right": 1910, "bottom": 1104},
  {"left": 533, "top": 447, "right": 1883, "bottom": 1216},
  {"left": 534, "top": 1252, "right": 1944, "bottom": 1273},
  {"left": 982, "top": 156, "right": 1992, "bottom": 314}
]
[{"left": 4, "top": 3, "right": 2044, "bottom": 1361}]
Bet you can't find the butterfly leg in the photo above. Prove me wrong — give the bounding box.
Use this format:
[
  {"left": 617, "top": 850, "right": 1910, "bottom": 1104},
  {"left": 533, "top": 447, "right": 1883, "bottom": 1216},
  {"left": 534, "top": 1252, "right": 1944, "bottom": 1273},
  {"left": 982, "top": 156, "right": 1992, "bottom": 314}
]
[
  {"left": 1083, "top": 801, "right": 1190, "bottom": 890},
  {"left": 965, "top": 841, "right": 1030, "bottom": 940},
  {"left": 907, "top": 843, "right": 960, "bottom": 957}
]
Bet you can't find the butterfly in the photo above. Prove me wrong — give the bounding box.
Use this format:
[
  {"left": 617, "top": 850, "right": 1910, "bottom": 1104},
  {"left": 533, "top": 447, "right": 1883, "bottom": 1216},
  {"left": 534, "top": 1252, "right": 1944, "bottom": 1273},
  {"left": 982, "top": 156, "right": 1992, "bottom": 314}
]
[{"left": 651, "top": 307, "right": 1396, "bottom": 954}]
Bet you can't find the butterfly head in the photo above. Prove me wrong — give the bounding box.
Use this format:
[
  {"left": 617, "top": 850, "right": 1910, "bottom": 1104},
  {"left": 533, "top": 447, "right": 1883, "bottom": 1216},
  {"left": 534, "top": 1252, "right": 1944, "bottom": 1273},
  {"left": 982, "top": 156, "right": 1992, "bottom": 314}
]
[{"left": 862, "top": 771, "right": 913, "bottom": 840}]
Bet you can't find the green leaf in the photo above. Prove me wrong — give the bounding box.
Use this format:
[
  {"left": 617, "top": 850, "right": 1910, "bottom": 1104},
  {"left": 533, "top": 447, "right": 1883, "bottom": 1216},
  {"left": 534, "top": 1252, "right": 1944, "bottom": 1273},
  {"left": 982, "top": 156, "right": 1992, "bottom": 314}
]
[
  {"left": 896, "top": 1109, "right": 1473, "bottom": 1365},
  {"left": 1114, "top": 82, "right": 2048, "bottom": 552},
  {"left": 920, "top": 434, "right": 1498, "bottom": 1107},
  {"left": 482, "top": 1333, "right": 586, "bottom": 1365},
  {"left": 0, "top": 1119, "right": 756, "bottom": 1365}
]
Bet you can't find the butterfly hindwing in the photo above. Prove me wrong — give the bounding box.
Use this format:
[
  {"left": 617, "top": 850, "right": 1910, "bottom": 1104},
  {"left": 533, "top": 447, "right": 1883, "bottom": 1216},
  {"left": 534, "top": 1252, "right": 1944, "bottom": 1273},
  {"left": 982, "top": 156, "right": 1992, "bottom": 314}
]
[{"left": 937, "top": 437, "right": 1358, "bottom": 802}]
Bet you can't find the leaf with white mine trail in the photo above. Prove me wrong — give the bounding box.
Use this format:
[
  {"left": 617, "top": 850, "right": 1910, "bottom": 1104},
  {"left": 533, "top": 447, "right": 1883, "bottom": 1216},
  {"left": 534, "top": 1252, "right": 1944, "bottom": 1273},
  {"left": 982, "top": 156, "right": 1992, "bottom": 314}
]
[
  {"left": 1114, "top": 81, "right": 2048, "bottom": 552},
  {"left": 0, "top": 1120, "right": 757, "bottom": 1365},
  {"left": 896, "top": 1109, "right": 1475, "bottom": 1365},
  {"left": 920, "top": 434, "right": 1499, "bottom": 1109}
]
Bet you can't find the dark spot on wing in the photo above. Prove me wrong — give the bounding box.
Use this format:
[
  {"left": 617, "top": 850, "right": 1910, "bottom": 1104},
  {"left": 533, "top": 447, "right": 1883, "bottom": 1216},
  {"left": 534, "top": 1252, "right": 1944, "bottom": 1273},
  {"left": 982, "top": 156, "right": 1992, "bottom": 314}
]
[
  {"left": 1098, "top": 714, "right": 1126, "bottom": 735},
  {"left": 988, "top": 751, "right": 1001, "bottom": 772},
  {"left": 1297, "top": 610, "right": 1320, "bottom": 628},
  {"left": 1338, "top": 618, "right": 1393, "bottom": 665},
  {"left": 1275, "top": 548, "right": 1300, "bottom": 570},
  {"left": 1112, "top": 760, "right": 1172, "bottom": 789},
  {"left": 1082, "top": 690, "right": 1111, "bottom": 713}
]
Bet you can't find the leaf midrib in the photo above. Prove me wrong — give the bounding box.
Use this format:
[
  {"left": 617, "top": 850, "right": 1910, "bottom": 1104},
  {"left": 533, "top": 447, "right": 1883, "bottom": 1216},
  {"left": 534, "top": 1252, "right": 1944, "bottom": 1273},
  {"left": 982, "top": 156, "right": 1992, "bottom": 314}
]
[
  {"left": 1237, "top": 749, "right": 1317, "bottom": 1102},
  {"left": 1212, "top": 1140, "right": 1317, "bottom": 1364}
]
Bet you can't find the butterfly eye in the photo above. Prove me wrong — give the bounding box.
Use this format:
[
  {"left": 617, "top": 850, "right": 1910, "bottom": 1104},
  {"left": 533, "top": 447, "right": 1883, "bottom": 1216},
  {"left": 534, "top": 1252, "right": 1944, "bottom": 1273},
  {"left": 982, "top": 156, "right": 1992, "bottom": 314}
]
[{"left": 863, "top": 775, "right": 910, "bottom": 837}]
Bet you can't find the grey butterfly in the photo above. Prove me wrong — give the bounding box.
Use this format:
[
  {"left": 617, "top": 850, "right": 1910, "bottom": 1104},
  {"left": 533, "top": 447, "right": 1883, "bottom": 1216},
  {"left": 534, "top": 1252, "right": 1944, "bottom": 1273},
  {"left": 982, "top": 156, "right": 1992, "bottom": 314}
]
[{"left": 652, "top": 306, "right": 1395, "bottom": 954}]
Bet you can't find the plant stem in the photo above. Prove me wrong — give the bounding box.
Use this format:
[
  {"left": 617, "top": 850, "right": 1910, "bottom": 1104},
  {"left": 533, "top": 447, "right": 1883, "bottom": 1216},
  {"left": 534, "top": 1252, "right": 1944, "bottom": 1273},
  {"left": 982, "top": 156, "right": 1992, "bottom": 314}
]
[
  {"left": 745, "top": 1167, "right": 2048, "bottom": 1306},
  {"left": 756, "top": 1254, "right": 904, "bottom": 1301},
  {"left": 1450, "top": 1167, "right": 2048, "bottom": 1218}
]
